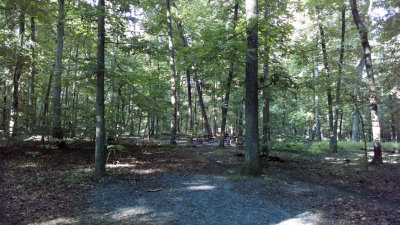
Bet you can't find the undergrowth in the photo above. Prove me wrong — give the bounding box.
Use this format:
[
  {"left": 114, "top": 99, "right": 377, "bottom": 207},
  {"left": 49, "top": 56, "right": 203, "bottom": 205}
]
[{"left": 270, "top": 141, "right": 399, "bottom": 153}]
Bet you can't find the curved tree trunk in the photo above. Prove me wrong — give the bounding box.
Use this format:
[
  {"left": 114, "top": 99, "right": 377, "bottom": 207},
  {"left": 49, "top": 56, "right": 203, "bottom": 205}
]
[
  {"left": 194, "top": 77, "right": 213, "bottom": 139},
  {"left": 51, "top": 0, "right": 65, "bottom": 139},
  {"left": 350, "top": 0, "right": 382, "bottom": 164}
]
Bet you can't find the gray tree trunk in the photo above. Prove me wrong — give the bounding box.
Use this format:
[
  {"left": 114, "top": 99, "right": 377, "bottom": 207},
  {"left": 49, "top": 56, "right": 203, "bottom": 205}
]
[
  {"left": 313, "top": 45, "right": 321, "bottom": 141},
  {"left": 261, "top": 4, "right": 270, "bottom": 153},
  {"left": 333, "top": 5, "right": 346, "bottom": 151},
  {"left": 219, "top": 2, "right": 238, "bottom": 147},
  {"left": 2, "top": 80, "right": 7, "bottom": 128},
  {"left": 351, "top": 56, "right": 365, "bottom": 141},
  {"left": 51, "top": 0, "right": 65, "bottom": 139},
  {"left": 9, "top": 8, "right": 25, "bottom": 137},
  {"left": 194, "top": 76, "right": 213, "bottom": 139},
  {"left": 243, "top": 0, "right": 261, "bottom": 176},
  {"left": 166, "top": 0, "right": 178, "bottom": 144},
  {"left": 95, "top": 0, "right": 106, "bottom": 177},
  {"left": 175, "top": 19, "right": 193, "bottom": 141},
  {"left": 28, "top": 16, "right": 36, "bottom": 132},
  {"left": 350, "top": 0, "right": 382, "bottom": 164},
  {"left": 317, "top": 7, "right": 335, "bottom": 152}
]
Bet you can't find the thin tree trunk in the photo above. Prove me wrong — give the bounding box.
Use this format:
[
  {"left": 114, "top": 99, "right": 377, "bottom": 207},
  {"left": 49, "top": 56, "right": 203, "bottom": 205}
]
[
  {"left": 9, "top": 8, "right": 25, "bottom": 137},
  {"left": 28, "top": 16, "right": 36, "bottom": 132},
  {"left": 350, "top": 0, "right": 382, "bottom": 164},
  {"left": 166, "top": 0, "right": 178, "bottom": 144},
  {"left": 51, "top": 0, "right": 65, "bottom": 139},
  {"left": 220, "top": 2, "right": 238, "bottom": 147},
  {"left": 261, "top": 4, "right": 270, "bottom": 153},
  {"left": 194, "top": 77, "right": 213, "bottom": 139},
  {"left": 175, "top": 17, "right": 193, "bottom": 141},
  {"left": 333, "top": 5, "right": 346, "bottom": 151},
  {"left": 313, "top": 45, "right": 321, "bottom": 141},
  {"left": 389, "top": 94, "right": 396, "bottom": 142},
  {"left": 243, "top": 0, "right": 261, "bottom": 175},
  {"left": 317, "top": 7, "right": 335, "bottom": 152},
  {"left": 339, "top": 112, "right": 343, "bottom": 140},
  {"left": 95, "top": 0, "right": 106, "bottom": 177},
  {"left": 2, "top": 80, "right": 7, "bottom": 128}
]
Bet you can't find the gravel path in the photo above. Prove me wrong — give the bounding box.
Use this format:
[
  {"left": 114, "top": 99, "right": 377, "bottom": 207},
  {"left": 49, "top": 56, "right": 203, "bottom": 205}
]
[{"left": 87, "top": 173, "right": 353, "bottom": 225}]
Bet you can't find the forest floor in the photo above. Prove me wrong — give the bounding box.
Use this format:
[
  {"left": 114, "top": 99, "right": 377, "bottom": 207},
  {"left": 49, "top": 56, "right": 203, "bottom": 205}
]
[{"left": 0, "top": 138, "right": 399, "bottom": 225}]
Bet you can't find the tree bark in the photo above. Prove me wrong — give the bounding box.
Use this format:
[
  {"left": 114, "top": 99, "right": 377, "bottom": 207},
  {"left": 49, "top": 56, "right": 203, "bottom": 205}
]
[
  {"left": 261, "top": 4, "right": 270, "bottom": 153},
  {"left": 95, "top": 0, "right": 106, "bottom": 177},
  {"left": 175, "top": 18, "right": 194, "bottom": 141},
  {"left": 352, "top": 55, "right": 365, "bottom": 141},
  {"left": 9, "top": 7, "right": 25, "bottom": 137},
  {"left": 2, "top": 80, "right": 7, "bottom": 128},
  {"left": 194, "top": 76, "right": 213, "bottom": 139},
  {"left": 317, "top": 7, "right": 335, "bottom": 152},
  {"left": 350, "top": 0, "right": 382, "bottom": 164},
  {"left": 51, "top": 0, "right": 65, "bottom": 139},
  {"left": 313, "top": 44, "right": 321, "bottom": 142},
  {"left": 243, "top": 0, "right": 261, "bottom": 176},
  {"left": 166, "top": 0, "right": 178, "bottom": 144},
  {"left": 333, "top": 5, "right": 346, "bottom": 151},
  {"left": 28, "top": 16, "right": 36, "bottom": 132},
  {"left": 219, "top": 2, "right": 238, "bottom": 147}
]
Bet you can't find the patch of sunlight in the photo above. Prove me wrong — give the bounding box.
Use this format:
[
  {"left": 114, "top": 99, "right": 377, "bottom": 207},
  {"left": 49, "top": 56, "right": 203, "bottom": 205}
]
[
  {"left": 24, "top": 135, "right": 43, "bottom": 141},
  {"left": 131, "top": 168, "right": 166, "bottom": 174},
  {"left": 19, "top": 162, "right": 38, "bottom": 168},
  {"left": 111, "top": 207, "right": 151, "bottom": 220},
  {"left": 29, "top": 217, "right": 78, "bottom": 225},
  {"left": 323, "top": 157, "right": 334, "bottom": 160},
  {"left": 276, "top": 211, "right": 323, "bottom": 225},
  {"left": 106, "top": 163, "right": 135, "bottom": 168},
  {"left": 186, "top": 185, "right": 216, "bottom": 190}
]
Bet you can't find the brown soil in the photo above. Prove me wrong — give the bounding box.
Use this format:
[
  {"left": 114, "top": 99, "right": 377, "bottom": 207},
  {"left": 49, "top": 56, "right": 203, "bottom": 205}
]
[{"left": 0, "top": 140, "right": 399, "bottom": 224}]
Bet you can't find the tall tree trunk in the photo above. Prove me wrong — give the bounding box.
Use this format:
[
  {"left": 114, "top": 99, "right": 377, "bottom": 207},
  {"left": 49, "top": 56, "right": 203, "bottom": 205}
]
[
  {"left": 333, "top": 5, "right": 346, "bottom": 151},
  {"left": 350, "top": 0, "right": 382, "bottom": 164},
  {"left": 166, "top": 0, "right": 178, "bottom": 144},
  {"left": 317, "top": 7, "right": 335, "bottom": 152},
  {"left": 313, "top": 44, "right": 321, "bottom": 141},
  {"left": 2, "top": 80, "right": 7, "bottom": 128},
  {"left": 238, "top": 103, "right": 243, "bottom": 136},
  {"left": 352, "top": 55, "right": 365, "bottom": 141},
  {"left": 95, "top": 0, "right": 106, "bottom": 177},
  {"left": 243, "top": 0, "right": 261, "bottom": 175},
  {"left": 51, "top": 0, "right": 65, "bottom": 139},
  {"left": 389, "top": 94, "right": 396, "bottom": 142},
  {"left": 28, "top": 16, "right": 36, "bottom": 132},
  {"left": 9, "top": 7, "right": 25, "bottom": 137},
  {"left": 261, "top": 4, "right": 270, "bottom": 153},
  {"left": 194, "top": 77, "right": 213, "bottom": 139},
  {"left": 174, "top": 17, "right": 193, "bottom": 141},
  {"left": 219, "top": 2, "right": 238, "bottom": 147},
  {"left": 212, "top": 86, "right": 217, "bottom": 136},
  {"left": 339, "top": 112, "right": 343, "bottom": 140}
]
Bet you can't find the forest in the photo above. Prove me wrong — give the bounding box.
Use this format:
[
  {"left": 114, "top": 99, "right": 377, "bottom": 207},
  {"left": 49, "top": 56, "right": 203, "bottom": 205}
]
[{"left": 0, "top": 0, "right": 399, "bottom": 224}]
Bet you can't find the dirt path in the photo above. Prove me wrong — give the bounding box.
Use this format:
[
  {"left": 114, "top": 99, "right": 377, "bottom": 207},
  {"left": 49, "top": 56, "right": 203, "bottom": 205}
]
[{"left": 1, "top": 140, "right": 399, "bottom": 224}]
